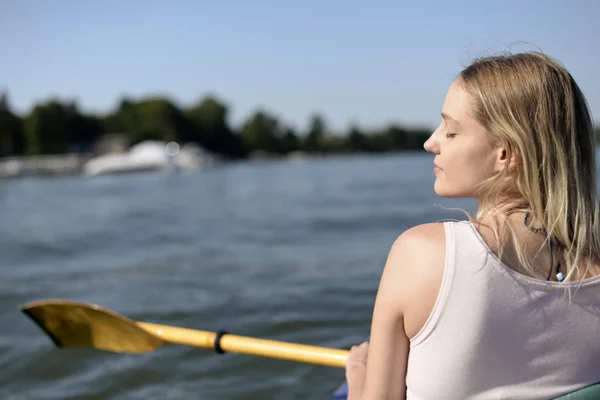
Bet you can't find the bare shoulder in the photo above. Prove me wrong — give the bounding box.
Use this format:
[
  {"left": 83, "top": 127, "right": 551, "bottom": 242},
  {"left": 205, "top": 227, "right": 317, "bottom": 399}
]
[
  {"left": 393, "top": 222, "right": 446, "bottom": 251},
  {"left": 388, "top": 222, "right": 446, "bottom": 288},
  {"left": 379, "top": 222, "right": 446, "bottom": 294},
  {"left": 378, "top": 222, "right": 447, "bottom": 338}
]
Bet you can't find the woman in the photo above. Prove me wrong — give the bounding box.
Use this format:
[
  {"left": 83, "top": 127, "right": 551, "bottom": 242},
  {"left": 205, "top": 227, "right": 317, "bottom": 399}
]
[{"left": 345, "top": 52, "right": 600, "bottom": 399}]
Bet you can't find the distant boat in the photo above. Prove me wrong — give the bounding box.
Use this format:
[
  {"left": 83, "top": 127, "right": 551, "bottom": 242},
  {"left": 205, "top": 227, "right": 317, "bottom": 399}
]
[{"left": 83, "top": 140, "right": 213, "bottom": 176}]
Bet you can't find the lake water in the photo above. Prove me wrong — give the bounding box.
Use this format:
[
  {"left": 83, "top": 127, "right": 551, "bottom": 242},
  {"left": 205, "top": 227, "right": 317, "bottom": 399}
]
[{"left": 0, "top": 153, "right": 480, "bottom": 399}]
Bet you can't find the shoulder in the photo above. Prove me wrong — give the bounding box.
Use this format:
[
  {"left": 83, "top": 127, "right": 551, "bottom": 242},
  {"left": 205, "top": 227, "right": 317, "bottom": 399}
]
[
  {"left": 378, "top": 222, "right": 447, "bottom": 293},
  {"left": 376, "top": 223, "right": 448, "bottom": 337},
  {"left": 392, "top": 222, "right": 446, "bottom": 252},
  {"left": 387, "top": 223, "right": 447, "bottom": 271}
]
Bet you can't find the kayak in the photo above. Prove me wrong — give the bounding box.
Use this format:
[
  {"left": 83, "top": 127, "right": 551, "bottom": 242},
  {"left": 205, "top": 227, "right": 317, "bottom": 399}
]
[
  {"left": 327, "top": 381, "right": 600, "bottom": 399},
  {"left": 328, "top": 381, "right": 347, "bottom": 400}
]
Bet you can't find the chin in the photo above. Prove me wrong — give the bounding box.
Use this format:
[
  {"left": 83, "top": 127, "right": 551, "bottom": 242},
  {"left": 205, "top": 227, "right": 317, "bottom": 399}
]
[{"left": 433, "top": 182, "right": 470, "bottom": 198}]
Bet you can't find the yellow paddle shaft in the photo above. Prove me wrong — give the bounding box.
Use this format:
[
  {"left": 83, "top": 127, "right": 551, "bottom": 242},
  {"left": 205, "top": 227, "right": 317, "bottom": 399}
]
[{"left": 138, "top": 322, "right": 349, "bottom": 368}]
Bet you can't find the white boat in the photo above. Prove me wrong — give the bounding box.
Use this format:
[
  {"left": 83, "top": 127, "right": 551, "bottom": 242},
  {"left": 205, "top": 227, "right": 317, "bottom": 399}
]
[{"left": 83, "top": 140, "right": 213, "bottom": 176}]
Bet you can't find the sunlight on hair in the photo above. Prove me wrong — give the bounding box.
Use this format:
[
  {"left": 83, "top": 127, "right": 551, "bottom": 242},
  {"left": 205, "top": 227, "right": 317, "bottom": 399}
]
[{"left": 456, "top": 51, "right": 599, "bottom": 285}]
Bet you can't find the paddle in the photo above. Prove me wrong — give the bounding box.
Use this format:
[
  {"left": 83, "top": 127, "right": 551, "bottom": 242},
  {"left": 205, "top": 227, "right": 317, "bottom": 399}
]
[{"left": 21, "top": 299, "right": 349, "bottom": 368}]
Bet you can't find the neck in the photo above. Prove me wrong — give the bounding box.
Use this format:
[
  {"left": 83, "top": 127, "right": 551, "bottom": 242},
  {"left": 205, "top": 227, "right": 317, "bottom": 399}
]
[{"left": 476, "top": 198, "right": 528, "bottom": 218}]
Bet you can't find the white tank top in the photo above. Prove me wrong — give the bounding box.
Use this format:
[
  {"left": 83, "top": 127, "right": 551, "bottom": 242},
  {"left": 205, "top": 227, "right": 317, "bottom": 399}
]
[{"left": 406, "top": 221, "right": 600, "bottom": 399}]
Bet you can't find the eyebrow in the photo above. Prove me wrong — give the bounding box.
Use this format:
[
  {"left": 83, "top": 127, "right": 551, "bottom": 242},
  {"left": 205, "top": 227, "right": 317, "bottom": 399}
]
[{"left": 441, "top": 112, "right": 460, "bottom": 125}]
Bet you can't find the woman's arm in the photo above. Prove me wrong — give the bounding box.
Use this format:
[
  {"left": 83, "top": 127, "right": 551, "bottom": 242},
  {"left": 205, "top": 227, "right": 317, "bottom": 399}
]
[{"left": 348, "top": 223, "right": 446, "bottom": 400}]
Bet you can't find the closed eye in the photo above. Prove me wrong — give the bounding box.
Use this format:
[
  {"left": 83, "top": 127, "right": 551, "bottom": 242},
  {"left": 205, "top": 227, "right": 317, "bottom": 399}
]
[{"left": 446, "top": 133, "right": 457, "bottom": 139}]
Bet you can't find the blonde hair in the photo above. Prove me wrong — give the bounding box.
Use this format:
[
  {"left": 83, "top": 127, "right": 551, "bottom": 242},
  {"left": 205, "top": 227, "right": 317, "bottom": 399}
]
[{"left": 458, "top": 51, "right": 599, "bottom": 282}]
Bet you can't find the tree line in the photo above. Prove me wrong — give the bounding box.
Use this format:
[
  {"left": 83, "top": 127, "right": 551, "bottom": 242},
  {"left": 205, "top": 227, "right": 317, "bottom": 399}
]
[
  {"left": 0, "top": 92, "right": 432, "bottom": 159},
  {"left": 2, "top": 92, "right": 599, "bottom": 160}
]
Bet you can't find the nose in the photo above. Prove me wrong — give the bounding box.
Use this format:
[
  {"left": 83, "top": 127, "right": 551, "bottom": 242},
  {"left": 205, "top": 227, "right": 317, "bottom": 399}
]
[{"left": 423, "top": 130, "right": 439, "bottom": 154}]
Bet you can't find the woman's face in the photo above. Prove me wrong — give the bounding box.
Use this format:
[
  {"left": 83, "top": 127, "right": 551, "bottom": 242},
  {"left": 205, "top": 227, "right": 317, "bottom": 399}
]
[{"left": 424, "top": 79, "right": 505, "bottom": 199}]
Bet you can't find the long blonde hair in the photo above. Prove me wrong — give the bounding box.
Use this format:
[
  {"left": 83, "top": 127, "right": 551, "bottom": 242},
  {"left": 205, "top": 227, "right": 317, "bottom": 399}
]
[{"left": 458, "top": 51, "right": 600, "bottom": 282}]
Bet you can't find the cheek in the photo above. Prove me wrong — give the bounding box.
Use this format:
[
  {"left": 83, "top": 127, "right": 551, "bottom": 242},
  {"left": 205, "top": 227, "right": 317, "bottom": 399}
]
[
  {"left": 462, "top": 149, "right": 496, "bottom": 183},
  {"left": 434, "top": 146, "right": 496, "bottom": 197}
]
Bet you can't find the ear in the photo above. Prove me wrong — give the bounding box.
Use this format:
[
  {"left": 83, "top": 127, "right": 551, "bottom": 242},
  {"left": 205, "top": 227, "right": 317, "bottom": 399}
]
[{"left": 496, "top": 145, "right": 519, "bottom": 172}]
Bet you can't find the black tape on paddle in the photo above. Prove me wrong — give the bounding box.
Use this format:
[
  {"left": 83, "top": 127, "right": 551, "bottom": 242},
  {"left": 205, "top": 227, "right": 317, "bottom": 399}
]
[{"left": 214, "top": 330, "right": 228, "bottom": 354}]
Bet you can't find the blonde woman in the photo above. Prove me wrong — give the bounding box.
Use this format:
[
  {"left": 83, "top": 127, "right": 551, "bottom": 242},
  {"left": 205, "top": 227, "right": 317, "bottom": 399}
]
[{"left": 344, "top": 52, "right": 600, "bottom": 400}]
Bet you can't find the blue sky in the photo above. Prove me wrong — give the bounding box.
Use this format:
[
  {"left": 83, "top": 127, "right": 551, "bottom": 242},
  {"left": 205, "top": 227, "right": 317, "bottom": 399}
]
[{"left": 1, "top": 0, "right": 599, "bottom": 132}]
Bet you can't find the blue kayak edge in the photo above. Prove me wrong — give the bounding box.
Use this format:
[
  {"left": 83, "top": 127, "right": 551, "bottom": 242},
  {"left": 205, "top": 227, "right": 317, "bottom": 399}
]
[
  {"left": 329, "top": 381, "right": 348, "bottom": 400},
  {"left": 328, "top": 381, "right": 600, "bottom": 399}
]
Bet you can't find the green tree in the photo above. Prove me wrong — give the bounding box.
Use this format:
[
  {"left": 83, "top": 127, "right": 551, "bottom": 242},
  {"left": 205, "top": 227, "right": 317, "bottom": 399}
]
[
  {"left": 386, "top": 125, "right": 409, "bottom": 150},
  {"left": 320, "top": 134, "right": 346, "bottom": 153},
  {"left": 23, "top": 100, "right": 74, "bottom": 154},
  {"left": 347, "top": 125, "right": 368, "bottom": 152},
  {"left": 279, "top": 127, "right": 300, "bottom": 154},
  {"left": 128, "top": 98, "right": 183, "bottom": 143},
  {"left": 240, "top": 111, "right": 281, "bottom": 154},
  {"left": 0, "top": 93, "right": 24, "bottom": 156},
  {"left": 185, "top": 96, "right": 242, "bottom": 158},
  {"left": 366, "top": 128, "right": 394, "bottom": 152},
  {"left": 23, "top": 100, "right": 104, "bottom": 154},
  {"left": 303, "top": 114, "right": 326, "bottom": 153},
  {"left": 102, "top": 98, "right": 185, "bottom": 144},
  {"left": 405, "top": 128, "right": 431, "bottom": 150},
  {"left": 67, "top": 105, "right": 103, "bottom": 152},
  {"left": 101, "top": 98, "right": 135, "bottom": 133}
]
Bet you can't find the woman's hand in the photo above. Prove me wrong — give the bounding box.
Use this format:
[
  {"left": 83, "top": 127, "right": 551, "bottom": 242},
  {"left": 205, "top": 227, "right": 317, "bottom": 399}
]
[{"left": 346, "top": 341, "right": 369, "bottom": 400}]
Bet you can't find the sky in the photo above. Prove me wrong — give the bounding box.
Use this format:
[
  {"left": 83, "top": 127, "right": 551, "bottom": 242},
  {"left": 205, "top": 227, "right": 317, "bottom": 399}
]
[{"left": 1, "top": 0, "right": 599, "bottom": 132}]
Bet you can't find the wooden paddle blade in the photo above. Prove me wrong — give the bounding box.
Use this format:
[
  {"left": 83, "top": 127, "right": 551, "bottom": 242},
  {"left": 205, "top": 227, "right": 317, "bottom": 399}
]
[{"left": 21, "top": 299, "right": 165, "bottom": 354}]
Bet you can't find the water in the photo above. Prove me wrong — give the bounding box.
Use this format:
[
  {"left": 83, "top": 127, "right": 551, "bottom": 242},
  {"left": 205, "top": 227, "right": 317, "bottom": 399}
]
[{"left": 0, "top": 153, "right": 477, "bottom": 399}]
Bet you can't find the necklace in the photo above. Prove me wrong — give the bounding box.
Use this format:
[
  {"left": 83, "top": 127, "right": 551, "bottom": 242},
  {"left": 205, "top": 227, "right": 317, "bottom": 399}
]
[{"left": 523, "top": 212, "right": 564, "bottom": 282}]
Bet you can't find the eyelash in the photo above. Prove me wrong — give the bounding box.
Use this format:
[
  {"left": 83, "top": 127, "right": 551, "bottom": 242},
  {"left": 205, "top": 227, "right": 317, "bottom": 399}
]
[{"left": 446, "top": 133, "right": 457, "bottom": 139}]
